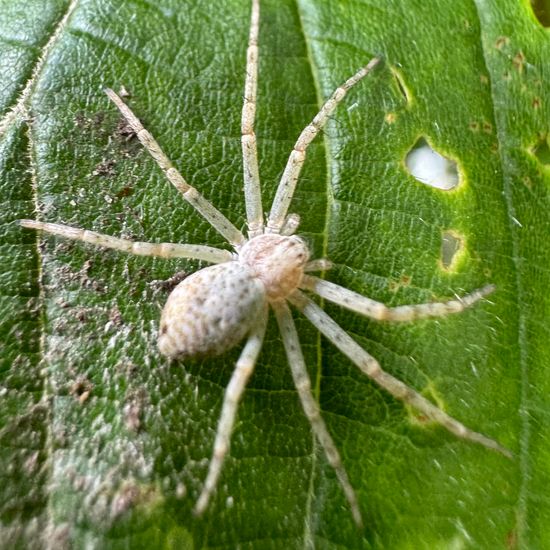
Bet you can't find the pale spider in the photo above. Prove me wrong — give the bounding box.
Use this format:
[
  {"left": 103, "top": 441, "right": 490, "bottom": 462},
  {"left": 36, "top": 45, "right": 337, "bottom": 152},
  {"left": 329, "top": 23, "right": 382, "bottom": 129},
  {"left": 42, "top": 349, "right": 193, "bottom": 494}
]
[{"left": 21, "top": 0, "right": 510, "bottom": 529}]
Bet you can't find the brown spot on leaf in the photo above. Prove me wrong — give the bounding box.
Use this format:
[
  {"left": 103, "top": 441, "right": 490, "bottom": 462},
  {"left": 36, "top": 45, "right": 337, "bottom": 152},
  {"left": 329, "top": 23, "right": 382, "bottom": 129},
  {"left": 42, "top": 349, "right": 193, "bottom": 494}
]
[
  {"left": 92, "top": 159, "right": 116, "bottom": 177},
  {"left": 116, "top": 186, "right": 134, "bottom": 198},
  {"left": 124, "top": 389, "right": 147, "bottom": 432},
  {"left": 495, "top": 36, "right": 509, "bottom": 49},
  {"left": 70, "top": 377, "right": 93, "bottom": 404},
  {"left": 109, "top": 306, "right": 123, "bottom": 326},
  {"left": 116, "top": 118, "right": 137, "bottom": 141},
  {"left": 512, "top": 51, "right": 526, "bottom": 72},
  {"left": 506, "top": 528, "right": 518, "bottom": 549},
  {"left": 389, "top": 274, "right": 411, "bottom": 292}
]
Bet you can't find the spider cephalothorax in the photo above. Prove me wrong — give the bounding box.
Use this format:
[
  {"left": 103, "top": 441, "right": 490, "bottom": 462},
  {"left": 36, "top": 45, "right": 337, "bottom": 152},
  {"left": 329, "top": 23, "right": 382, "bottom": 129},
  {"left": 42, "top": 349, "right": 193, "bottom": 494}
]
[
  {"left": 239, "top": 234, "right": 309, "bottom": 300},
  {"left": 20, "top": 0, "right": 509, "bottom": 529}
]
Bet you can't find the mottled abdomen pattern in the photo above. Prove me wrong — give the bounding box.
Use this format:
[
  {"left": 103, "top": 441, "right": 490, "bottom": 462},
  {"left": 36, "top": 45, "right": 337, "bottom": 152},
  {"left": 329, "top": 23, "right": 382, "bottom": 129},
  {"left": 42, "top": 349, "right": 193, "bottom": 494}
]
[{"left": 158, "top": 262, "right": 266, "bottom": 358}]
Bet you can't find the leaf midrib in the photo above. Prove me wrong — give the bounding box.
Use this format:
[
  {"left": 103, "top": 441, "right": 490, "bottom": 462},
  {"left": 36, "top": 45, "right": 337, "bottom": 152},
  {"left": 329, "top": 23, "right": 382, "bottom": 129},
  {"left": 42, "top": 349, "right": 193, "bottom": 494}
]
[{"left": 8, "top": 0, "right": 82, "bottom": 538}]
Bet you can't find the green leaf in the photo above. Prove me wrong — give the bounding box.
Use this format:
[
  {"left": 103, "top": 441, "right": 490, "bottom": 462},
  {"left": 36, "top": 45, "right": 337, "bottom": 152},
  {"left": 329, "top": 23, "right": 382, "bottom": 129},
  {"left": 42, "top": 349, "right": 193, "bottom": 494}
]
[{"left": 1, "top": 0, "right": 549, "bottom": 547}]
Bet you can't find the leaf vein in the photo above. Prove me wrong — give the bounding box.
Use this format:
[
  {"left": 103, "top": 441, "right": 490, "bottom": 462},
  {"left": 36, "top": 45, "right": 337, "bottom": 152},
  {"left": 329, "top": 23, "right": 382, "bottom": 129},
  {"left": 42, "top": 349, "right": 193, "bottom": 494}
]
[{"left": 0, "top": 0, "right": 80, "bottom": 136}]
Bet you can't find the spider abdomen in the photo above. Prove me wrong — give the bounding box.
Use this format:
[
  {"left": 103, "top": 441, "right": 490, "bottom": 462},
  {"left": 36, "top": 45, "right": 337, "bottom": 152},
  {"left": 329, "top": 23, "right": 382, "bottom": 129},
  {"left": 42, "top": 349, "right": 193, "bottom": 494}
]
[{"left": 158, "top": 262, "right": 266, "bottom": 358}]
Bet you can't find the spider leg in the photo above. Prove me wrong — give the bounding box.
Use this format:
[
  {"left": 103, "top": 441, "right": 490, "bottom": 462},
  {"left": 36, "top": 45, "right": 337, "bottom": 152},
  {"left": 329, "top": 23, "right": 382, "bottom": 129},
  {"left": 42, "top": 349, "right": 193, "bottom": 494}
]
[
  {"left": 266, "top": 57, "right": 380, "bottom": 233},
  {"left": 272, "top": 300, "right": 363, "bottom": 529},
  {"left": 280, "top": 213, "right": 301, "bottom": 236},
  {"left": 304, "top": 259, "right": 333, "bottom": 273},
  {"left": 301, "top": 275, "right": 495, "bottom": 321},
  {"left": 194, "top": 304, "right": 268, "bottom": 516},
  {"left": 241, "top": 0, "right": 263, "bottom": 238},
  {"left": 289, "top": 290, "right": 512, "bottom": 458},
  {"left": 105, "top": 89, "right": 246, "bottom": 248},
  {"left": 20, "top": 220, "right": 233, "bottom": 264}
]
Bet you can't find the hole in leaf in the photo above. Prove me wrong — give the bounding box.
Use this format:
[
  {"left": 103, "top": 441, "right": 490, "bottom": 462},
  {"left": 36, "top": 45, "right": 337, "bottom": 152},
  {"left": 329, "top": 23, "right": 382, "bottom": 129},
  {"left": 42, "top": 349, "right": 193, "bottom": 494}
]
[
  {"left": 440, "top": 231, "right": 464, "bottom": 270},
  {"left": 530, "top": 0, "right": 550, "bottom": 27},
  {"left": 405, "top": 138, "right": 460, "bottom": 190},
  {"left": 532, "top": 135, "right": 550, "bottom": 166},
  {"left": 390, "top": 67, "right": 411, "bottom": 104}
]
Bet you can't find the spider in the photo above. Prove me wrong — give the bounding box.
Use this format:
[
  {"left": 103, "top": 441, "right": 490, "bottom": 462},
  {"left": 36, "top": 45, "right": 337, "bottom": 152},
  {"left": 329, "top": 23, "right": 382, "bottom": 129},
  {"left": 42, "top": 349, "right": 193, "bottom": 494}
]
[{"left": 20, "top": 0, "right": 510, "bottom": 529}]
